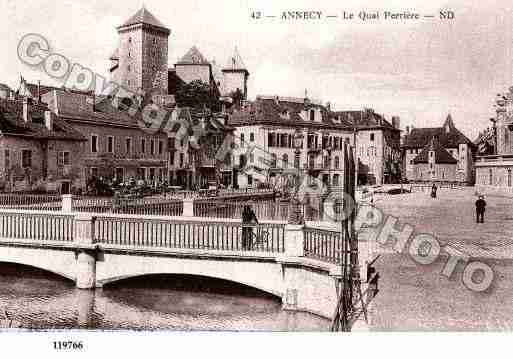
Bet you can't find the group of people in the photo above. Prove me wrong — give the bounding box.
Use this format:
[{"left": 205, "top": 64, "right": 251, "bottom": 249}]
[{"left": 429, "top": 183, "right": 487, "bottom": 223}]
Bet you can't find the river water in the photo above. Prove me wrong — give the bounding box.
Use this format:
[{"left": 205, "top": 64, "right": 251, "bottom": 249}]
[
  {"left": 2, "top": 253, "right": 513, "bottom": 331},
  {"left": 0, "top": 263, "right": 329, "bottom": 331}
]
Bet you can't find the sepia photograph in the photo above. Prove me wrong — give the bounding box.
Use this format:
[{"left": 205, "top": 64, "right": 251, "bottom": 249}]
[{"left": 0, "top": 0, "right": 512, "bottom": 356}]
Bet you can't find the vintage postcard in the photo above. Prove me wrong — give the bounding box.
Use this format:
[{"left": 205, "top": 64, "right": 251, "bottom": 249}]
[{"left": 0, "top": 0, "right": 511, "bottom": 357}]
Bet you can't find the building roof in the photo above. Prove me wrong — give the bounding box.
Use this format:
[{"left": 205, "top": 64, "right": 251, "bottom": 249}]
[
  {"left": 223, "top": 47, "right": 248, "bottom": 72},
  {"left": 229, "top": 96, "right": 397, "bottom": 132},
  {"left": 41, "top": 89, "right": 152, "bottom": 130},
  {"left": 331, "top": 110, "right": 398, "bottom": 131},
  {"left": 18, "top": 78, "right": 93, "bottom": 99},
  {"left": 0, "top": 98, "right": 86, "bottom": 141},
  {"left": 403, "top": 114, "right": 474, "bottom": 149},
  {"left": 118, "top": 6, "right": 169, "bottom": 32},
  {"left": 176, "top": 46, "right": 210, "bottom": 65},
  {"left": 413, "top": 136, "right": 457, "bottom": 164}
]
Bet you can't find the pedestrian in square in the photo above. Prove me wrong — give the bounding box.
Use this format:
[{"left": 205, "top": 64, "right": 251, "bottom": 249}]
[
  {"left": 431, "top": 183, "right": 437, "bottom": 198},
  {"left": 475, "top": 195, "right": 486, "bottom": 223}
]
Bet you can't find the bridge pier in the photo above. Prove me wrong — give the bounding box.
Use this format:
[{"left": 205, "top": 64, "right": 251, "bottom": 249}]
[{"left": 74, "top": 214, "right": 97, "bottom": 289}]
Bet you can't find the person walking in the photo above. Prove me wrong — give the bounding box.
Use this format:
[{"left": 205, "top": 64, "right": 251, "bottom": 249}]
[
  {"left": 431, "top": 183, "right": 438, "bottom": 198},
  {"left": 475, "top": 195, "right": 487, "bottom": 223},
  {"left": 242, "top": 204, "right": 258, "bottom": 250}
]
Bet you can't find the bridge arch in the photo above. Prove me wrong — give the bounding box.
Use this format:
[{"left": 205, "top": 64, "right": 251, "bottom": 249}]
[
  {"left": 0, "top": 246, "right": 77, "bottom": 283},
  {"left": 100, "top": 273, "right": 283, "bottom": 299},
  {"left": 95, "top": 254, "right": 285, "bottom": 299},
  {"left": 0, "top": 260, "right": 75, "bottom": 283},
  {"left": 97, "top": 271, "right": 283, "bottom": 299}
]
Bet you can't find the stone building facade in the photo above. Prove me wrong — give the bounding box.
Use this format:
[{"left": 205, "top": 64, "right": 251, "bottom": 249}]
[
  {"left": 475, "top": 87, "right": 513, "bottom": 196},
  {"left": 402, "top": 115, "right": 475, "bottom": 184},
  {"left": 229, "top": 96, "right": 401, "bottom": 189},
  {"left": 42, "top": 89, "right": 168, "bottom": 183},
  {"left": 0, "top": 97, "right": 86, "bottom": 193}
]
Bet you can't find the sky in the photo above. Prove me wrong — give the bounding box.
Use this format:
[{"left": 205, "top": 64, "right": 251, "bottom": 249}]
[{"left": 2, "top": 0, "right": 513, "bottom": 140}]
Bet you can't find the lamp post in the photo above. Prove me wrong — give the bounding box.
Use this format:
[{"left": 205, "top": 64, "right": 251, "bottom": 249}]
[{"left": 288, "top": 129, "right": 304, "bottom": 225}]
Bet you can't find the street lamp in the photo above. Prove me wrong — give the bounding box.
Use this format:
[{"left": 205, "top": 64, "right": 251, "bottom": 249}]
[{"left": 288, "top": 129, "right": 304, "bottom": 225}]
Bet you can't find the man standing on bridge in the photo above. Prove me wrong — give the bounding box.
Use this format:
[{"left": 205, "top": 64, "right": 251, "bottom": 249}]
[{"left": 242, "top": 204, "right": 258, "bottom": 250}]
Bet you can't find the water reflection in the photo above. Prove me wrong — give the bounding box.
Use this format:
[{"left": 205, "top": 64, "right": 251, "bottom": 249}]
[{"left": 0, "top": 264, "right": 329, "bottom": 331}]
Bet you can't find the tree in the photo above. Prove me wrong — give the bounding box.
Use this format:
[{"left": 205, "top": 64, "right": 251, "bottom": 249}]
[
  {"left": 229, "top": 88, "right": 244, "bottom": 109},
  {"left": 175, "top": 80, "right": 220, "bottom": 111}
]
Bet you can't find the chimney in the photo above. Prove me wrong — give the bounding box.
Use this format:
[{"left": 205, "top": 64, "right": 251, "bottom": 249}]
[
  {"left": 392, "top": 116, "right": 400, "bottom": 130},
  {"left": 37, "top": 80, "right": 41, "bottom": 103},
  {"left": 23, "top": 97, "right": 32, "bottom": 123},
  {"left": 45, "top": 110, "right": 53, "bottom": 131}
]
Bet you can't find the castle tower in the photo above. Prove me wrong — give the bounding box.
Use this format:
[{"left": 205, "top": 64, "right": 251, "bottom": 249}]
[
  {"left": 110, "top": 6, "right": 170, "bottom": 95},
  {"left": 174, "top": 46, "right": 212, "bottom": 86},
  {"left": 222, "top": 47, "right": 249, "bottom": 99}
]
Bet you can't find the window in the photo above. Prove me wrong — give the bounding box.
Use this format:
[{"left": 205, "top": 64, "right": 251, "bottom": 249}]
[
  {"left": 22, "top": 150, "right": 32, "bottom": 168},
  {"left": 128, "top": 37, "right": 132, "bottom": 44},
  {"left": 127, "top": 80, "right": 131, "bottom": 86},
  {"left": 509, "top": 169, "right": 512, "bottom": 187},
  {"left": 107, "top": 136, "right": 114, "bottom": 153},
  {"left": 282, "top": 154, "right": 288, "bottom": 168},
  {"left": 58, "top": 151, "right": 71, "bottom": 166},
  {"left": 323, "top": 155, "right": 330, "bottom": 168},
  {"left": 90, "top": 167, "right": 98, "bottom": 178},
  {"left": 294, "top": 154, "right": 300, "bottom": 169},
  {"left": 247, "top": 174, "right": 253, "bottom": 186},
  {"left": 91, "top": 135, "right": 98, "bottom": 153},
  {"left": 126, "top": 138, "right": 132, "bottom": 154},
  {"left": 153, "top": 38, "right": 157, "bottom": 45},
  {"left": 333, "top": 174, "right": 340, "bottom": 187},
  {"left": 310, "top": 109, "right": 315, "bottom": 122},
  {"left": 180, "top": 153, "right": 184, "bottom": 167},
  {"left": 268, "top": 132, "right": 275, "bottom": 147},
  {"left": 370, "top": 133, "right": 375, "bottom": 141},
  {"left": 158, "top": 140, "right": 163, "bottom": 155},
  {"left": 150, "top": 139, "right": 155, "bottom": 155},
  {"left": 141, "top": 138, "right": 146, "bottom": 154},
  {"left": 271, "top": 153, "right": 277, "bottom": 168},
  {"left": 239, "top": 154, "right": 247, "bottom": 167},
  {"left": 4, "top": 150, "right": 9, "bottom": 171},
  {"left": 127, "top": 65, "right": 131, "bottom": 72},
  {"left": 170, "top": 151, "right": 175, "bottom": 166},
  {"left": 280, "top": 134, "right": 287, "bottom": 148},
  {"left": 489, "top": 169, "right": 493, "bottom": 185},
  {"left": 115, "top": 167, "right": 124, "bottom": 181},
  {"left": 250, "top": 133, "right": 255, "bottom": 142},
  {"left": 149, "top": 168, "right": 156, "bottom": 181},
  {"left": 240, "top": 133, "right": 245, "bottom": 147},
  {"left": 334, "top": 156, "right": 340, "bottom": 169},
  {"left": 250, "top": 153, "right": 254, "bottom": 163}
]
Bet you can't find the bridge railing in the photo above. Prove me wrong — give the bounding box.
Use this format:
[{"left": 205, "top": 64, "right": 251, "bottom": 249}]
[
  {"left": 93, "top": 215, "right": 285, "bottom": 253},
  {"left": 0, "top": 210, "right": 74, "bottom": 242},
  {"left": 72, "top": 196, "right": 183, "bottom": 216},
  {"left": 193, "top": 200, "right": 323, "bottom": 222},
  {"left": 304, "top": 227, "right": 343, "bottom": 264},
  {"left": 0, "top": 194, "right": 62, "bottom": 211}
]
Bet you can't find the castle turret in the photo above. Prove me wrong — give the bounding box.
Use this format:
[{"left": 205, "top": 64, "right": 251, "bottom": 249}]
[{"left": 222, "top": 47, "right": 249, "bottom": 100}]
